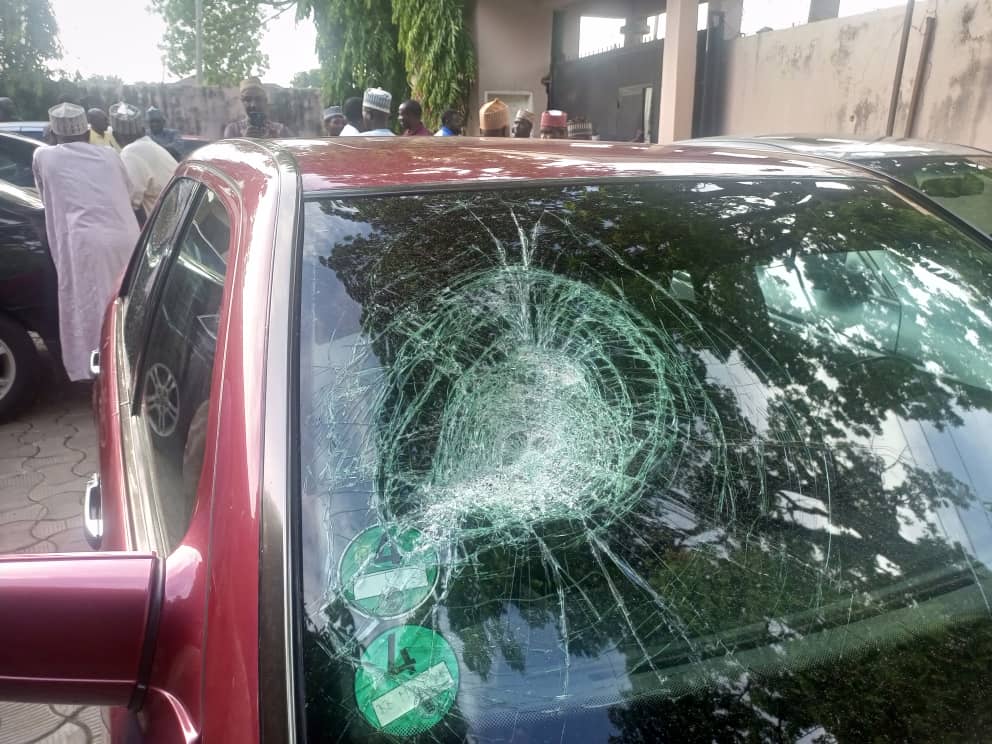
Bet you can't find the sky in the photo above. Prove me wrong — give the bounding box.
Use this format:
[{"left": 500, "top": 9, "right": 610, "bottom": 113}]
[
  {"left": 48, "top": 0, "right": 907, "bottom": 85},
  {"left": 49, "top": 0, "right": 319, "bottom": 85}
]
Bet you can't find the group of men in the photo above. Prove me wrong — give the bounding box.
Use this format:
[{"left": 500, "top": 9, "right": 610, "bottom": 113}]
[
  {"left": 316, "top": 87, "right": 595, "bottom": 141},
  {"left": 478, "top": 100, "right": 595, "bottom": 140},
  {"left": 18, "top": 78, "right": 599, "bottom": 386},
  {"left": 317, "top": 88, "right": 428, "bottom": 138},
  {"left": 32, "top": 102, "right": 179, "bottom": 382}
]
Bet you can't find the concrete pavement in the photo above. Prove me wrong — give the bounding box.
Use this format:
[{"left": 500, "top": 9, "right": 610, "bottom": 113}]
[{"left": 0, "top": 378, "right": 108, "bottom": 744}]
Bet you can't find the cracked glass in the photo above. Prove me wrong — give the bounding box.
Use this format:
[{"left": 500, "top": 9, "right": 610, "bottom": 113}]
[{"left": 296, "top": 178, "right": 992, "bottom": 742}]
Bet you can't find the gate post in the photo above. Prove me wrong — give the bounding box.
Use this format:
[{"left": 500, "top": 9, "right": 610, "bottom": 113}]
[{"left": 658, "top": 0, "right": 699, "bottom": 143}]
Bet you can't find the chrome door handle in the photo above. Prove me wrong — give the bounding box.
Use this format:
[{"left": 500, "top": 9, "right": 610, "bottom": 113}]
[
  {"left": 89, "top": 349, "right": 101, "bottom": 377},
  {"left": 84, "top": 474, "right": 103, "bottom": 550}
]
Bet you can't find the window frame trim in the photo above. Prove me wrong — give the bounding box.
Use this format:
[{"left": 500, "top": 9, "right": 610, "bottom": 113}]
[
  {"left": 119, "top": 177, "right": 201, "bottom": 411},
  {"left": 130, "top": 181, "right": 225, "bottom": 417},
  {"left": 115, "top": 171, "right": 237, "bottom": 557}
]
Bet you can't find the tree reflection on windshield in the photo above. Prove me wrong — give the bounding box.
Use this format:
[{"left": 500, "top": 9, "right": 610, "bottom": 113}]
[
  {"left": 297, "top": 179, "right": 992, "bottom": 743},
  {"left": 867, "top": 155, "right": 992, "bottom": 235}
]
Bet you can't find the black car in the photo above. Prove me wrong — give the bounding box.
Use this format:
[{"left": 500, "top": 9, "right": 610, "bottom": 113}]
[
  {"left": 0, "top": 132, "right": 41, "bottom": 189},
  {"left": 0, "top": 121, "right": 49, "bottom": 141},
  {"left": 685, "top": 135, "right": 992, "bottom": 235},
  {"left": 0, "top": 179, "right": 59, "bottom": 419}
]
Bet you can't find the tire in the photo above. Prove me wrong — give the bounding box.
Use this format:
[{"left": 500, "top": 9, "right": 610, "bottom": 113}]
[{"left": 0, "top": 315, "right": 41, "bottom": 421}]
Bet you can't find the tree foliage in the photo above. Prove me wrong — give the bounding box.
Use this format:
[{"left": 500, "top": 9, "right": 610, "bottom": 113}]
[
  {"left": 291, "top": 0, "right": 474, "bottom": 128},
  {"left": 0, "top": 0, "right": 61, "bottom": 112},
  {"left": 291, "top": 68, "right": 323, "bottom": 89},
  {"left": 293, "top": 0, "right": 407, "bottom": 109},
  {"left": 392, "top": 0, "right": 475, "bottom": 128},
  {"left": 0, "top": 0, "right": 60, "bottom": 75},
  {"left": 150, "top": 0, "right": 268, "bottom": 86}
]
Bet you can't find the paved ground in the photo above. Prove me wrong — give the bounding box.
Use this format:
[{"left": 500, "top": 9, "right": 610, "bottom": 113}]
[{"left": 0, "top": 375, "right": 108, "bottom": 744}]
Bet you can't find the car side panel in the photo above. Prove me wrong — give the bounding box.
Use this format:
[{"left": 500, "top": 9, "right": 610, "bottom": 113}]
[
  {"left": 101, "top": 178, "right": 217, "bottom": 743},
  {"left": 0, "top": 200, "right": 58, "bottom": 346},
  {"left": 136, "top": 173, "right": 242, "bottom": 740},
  {"left": 191, "top": 156, "right": 281, "bottom": 744}
]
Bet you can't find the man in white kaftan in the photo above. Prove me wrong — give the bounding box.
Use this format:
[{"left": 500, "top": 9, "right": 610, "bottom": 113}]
[
  {"left": 32, "top": 103, "right": 139, "bottom": 381},
  {"left": 110, "top": 102, "right": 178, "bottom": 222}
]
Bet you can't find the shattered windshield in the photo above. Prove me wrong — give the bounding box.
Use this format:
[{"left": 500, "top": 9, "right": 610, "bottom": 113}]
[
  {"left": 866, "top": 155, "right": 992, "bottom": 235},
  {"left": 297, "top": 179, "right": 992, "bottom": 743}
]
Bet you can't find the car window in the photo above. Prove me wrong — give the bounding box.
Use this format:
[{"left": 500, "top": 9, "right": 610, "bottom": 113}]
[
  {"left": 137, "top": 187, "right": 231, "bottom": 551},
  {"left": 123, "top": 178, "right": 198, "bottom": 371},
  {"left": 0, "top": 145, "right": 33, "bottom": 188},
  {"left": 297, "top": 180, "right": 992, "bottom": 742},
  {"left": 870, "top": 156, "right": 992, "bottom": 234}
]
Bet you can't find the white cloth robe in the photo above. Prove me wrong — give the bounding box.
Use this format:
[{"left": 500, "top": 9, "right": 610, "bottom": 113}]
[
  {"left": 32, "top": 142, "right": 139, "bottom": 381},
  {"left": 120, "top": 136, "right": 178, "bottom": 217}
]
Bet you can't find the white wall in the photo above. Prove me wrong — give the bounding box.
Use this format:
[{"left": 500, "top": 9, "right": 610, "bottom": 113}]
[
  {"left": 719, "top": 0, "right": 992, "bottom": 149},
  {"left": 470, "top": 0, "right": 556, "bottom": 134},
  {"left": 912, "top": 0, "right": 992, "bottom": 148},
  {"left": 721, "top": 4, "right": 909, "bottom": 136}
]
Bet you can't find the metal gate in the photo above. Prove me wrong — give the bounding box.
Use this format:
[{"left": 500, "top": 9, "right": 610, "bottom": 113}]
[{"left": 550, "top": 22, "right": 724, "bottom": 142}]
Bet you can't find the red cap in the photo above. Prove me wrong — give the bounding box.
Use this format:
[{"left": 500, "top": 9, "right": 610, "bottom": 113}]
[{"left": 540, "top": 109, "right": 567, "bottom": 129}]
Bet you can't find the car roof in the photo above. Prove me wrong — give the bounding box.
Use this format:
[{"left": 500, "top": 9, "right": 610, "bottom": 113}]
[
  {"left": 0, "top": 131, "right": 42, "bottom": 147},
  {"left": 0, "top": 179, "right": 42, "bottom": 210},
  {"left": 186, "top": 137, "right": 880, "bottom": 194},
  {"left": 688, "top": 134, "right": 991, "bottom": 160},
  {"left": 0, "top": 121, "right": 48, "bottom": 131}
]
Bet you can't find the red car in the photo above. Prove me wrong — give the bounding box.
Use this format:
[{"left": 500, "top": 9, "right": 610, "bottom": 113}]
[{"left": 3, "top": 139, "right": 992, "bottom": 743}]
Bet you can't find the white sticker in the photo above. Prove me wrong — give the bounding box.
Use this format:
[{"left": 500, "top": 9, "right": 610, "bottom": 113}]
[
  {"left": 353, "top": 566, "right": 430, "bottom": 601},
  {"left": 371, "top": 662, "right": 455, "bottom": 728}
]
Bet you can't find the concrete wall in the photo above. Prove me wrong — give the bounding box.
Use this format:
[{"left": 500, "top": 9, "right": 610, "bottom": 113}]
[
  {"left": 72, "top": 83, "right": 323, "bottom": 140},
  {"left": 719, "top": 0, "right": 992, "bottom": 150},
  {"left": 470, "top": 0, "right": 555, "bottom": 134},
  {"left": 912, "top": 0, "right": 992, "bottom": 148}
]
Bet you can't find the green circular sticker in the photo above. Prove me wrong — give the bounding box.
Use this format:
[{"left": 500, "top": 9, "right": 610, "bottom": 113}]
[
  {"left": 339, "top": 525, "right": 439, "bottom": 619},
  {"left": 354, "top": 625, "right": 459, "bottom": 736}
]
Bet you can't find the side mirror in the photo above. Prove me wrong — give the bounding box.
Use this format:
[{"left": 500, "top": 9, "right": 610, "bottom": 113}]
[{"left": 0, "top": 552, "right": 160, "bottom": 706}]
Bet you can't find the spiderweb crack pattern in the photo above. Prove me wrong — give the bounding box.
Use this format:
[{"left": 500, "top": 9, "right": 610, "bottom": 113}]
[
  {"left": 376, "top": 265, "right": 678, "bottom": 540},
  {"left": 304, "top": 198, "right": 841, "bottom": 740}
]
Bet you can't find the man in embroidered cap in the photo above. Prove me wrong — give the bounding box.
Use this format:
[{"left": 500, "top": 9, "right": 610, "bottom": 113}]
[
  {"left": 32, "top": 103, "right": 139, "bottom": 382},
  {"left": 539, "top": 110, "right": 568, "bottom": 139},
  {"left": 87, "top": 108, "right": 120, "bottom": 150},
  {"left": 111, "top": 102, "right": 178, "bottom": 225},
  {"left": 479, "top": 98, "right": 510, "bottom": 137},
  {"left": 323, "top": 106, "right": 346, "bottom": 136},
  {"left": 223, "top": 77, "right": 292, "bottom": 138},
  {"left": 360, "top": 88, "right": 394, "bottom": 136},
  {"left": 146, "top": 106, "right": 182, "bottom": 153},
  {"left": 567, "top": 117, "right": 594, "bottom": 141},
  {"left": 399, "top": 100, "right": 431, "bottom": 136},
  {"left": 512, "top": 109, "right": 535, "bottom": 139}
]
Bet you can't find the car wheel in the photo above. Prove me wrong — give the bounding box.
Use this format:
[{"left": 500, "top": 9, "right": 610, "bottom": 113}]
[
  {"left": 142, "top": 362, "right": 180, "bottom": 438},
  {"left": 0, "top": 315, "right": 40, "bottom": 421}
]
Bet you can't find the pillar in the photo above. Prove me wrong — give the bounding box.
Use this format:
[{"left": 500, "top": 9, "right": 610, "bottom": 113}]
[
  {"left": 560, "top": 8, "right": 582, "bottom": 61},
  {"left": 658, "top": 0, "right": 698, "bottom": 143},
  {"left": 808, "top": 0, "right": 841, "bottom": 22}
]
